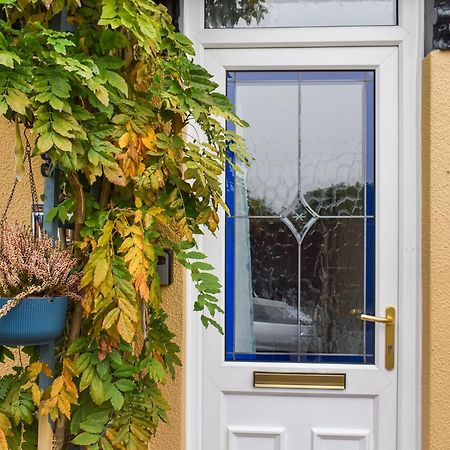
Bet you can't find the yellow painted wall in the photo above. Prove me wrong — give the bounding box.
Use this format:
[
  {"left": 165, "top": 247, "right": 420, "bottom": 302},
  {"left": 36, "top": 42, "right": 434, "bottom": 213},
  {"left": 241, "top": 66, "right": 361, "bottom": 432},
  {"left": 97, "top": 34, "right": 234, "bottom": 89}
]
[
  {"left": 0, "top": 117, "right": 185, "bottom": 448},
  {"left": 422, "top": 50, "right": 450, "bottom": 450}
]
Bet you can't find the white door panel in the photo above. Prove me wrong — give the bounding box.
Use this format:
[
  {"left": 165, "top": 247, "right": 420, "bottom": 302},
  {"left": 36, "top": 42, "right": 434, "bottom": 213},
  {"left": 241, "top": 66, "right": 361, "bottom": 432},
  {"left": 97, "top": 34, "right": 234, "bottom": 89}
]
[{"left": 197, "top": 46, "right": 398, "bottom": 450}]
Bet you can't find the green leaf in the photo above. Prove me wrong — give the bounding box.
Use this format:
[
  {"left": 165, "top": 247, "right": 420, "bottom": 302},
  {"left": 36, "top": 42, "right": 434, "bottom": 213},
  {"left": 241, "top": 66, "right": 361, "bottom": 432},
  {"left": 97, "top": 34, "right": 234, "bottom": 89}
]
[
  {"left": 72, "top": 432, "right": 101, "bottom": 446},
  {"left": 109, "top": 384, "right": 124, "bottom": 410},
  {"left": 0, "top": 101, "right": 7, "bottom": 115},
  {"left": 96, "top": 360, "right": 110, "bottom": 380},
  {"left": 37, "top": 133, "right": 53, "bottom": 153},
  {"left": 113, "top": 365, "right": 135, "bottom": 378},
  {"left": 67, "top": 337, "right": 89, "bottom": 356},
  {"left": 6, "top": 89, "right": 29, "bottom": 114},
  {"left": 101, "top": 0, "right": 118, "bottom": 20},
  {"left": 186, "top": 251, "right": 207, "bottom": 260},
  {"left": 201, "top": 315, "right": 224, "bottom": 334},
  {"left": 80, "top": 366, "right": 95, "bottom": 392},
  {"left": 115, "top": 379, "right": 136, "bottom": 392},
  {"left": 88, "top": 149, "right": 100, "bottom": 166},
  {"left": 191, "top": 262, "right": 214, "bottom": 271},
  {"left": 90, "top": 373, "right": 105, "bottom": 405},
  {"left": 52, "top": 116, "right": 75, "bottom": 137},
  {"left": 45, "top": 206, "right": 58, "bottom": 223},
  {"left": 80, "top": 418, "right": 106, "bottom": 434},
  {"left": 109, "top": 350, "right": 123, "bottom": 366},
  {"left": 75, "top": 353, "right": 92, "bottom": 373},
  {"left": 49, "top": 96, "right": 64, "bottom": 111},
  {"left": 95, "top": 85, "right": 109, "bottom": 107},
  {"left": 52, "top": 133, "right": 72, "bottom": 152},
  {"left": 106, "top": 71, "right": 128, "bottom": 96},
  {"left": 0, "top": 51, "right": 15, "bottom": 68}
]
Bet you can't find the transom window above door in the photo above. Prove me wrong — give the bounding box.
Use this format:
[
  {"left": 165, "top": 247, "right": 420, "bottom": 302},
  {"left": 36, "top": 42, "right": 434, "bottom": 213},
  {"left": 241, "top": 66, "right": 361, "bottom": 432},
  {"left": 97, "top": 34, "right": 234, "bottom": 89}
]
[
  {"left": 205, "top": 0, "right": 397, "bottom": 29},
  {"left": 225, "top": 71, "right": 375, "bottom": 363}
]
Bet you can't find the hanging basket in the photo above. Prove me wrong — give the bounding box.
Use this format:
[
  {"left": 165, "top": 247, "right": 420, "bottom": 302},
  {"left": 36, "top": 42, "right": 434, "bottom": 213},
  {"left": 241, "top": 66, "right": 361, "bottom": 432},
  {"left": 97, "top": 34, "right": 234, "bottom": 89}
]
[{"left": 0, "top": 296, "right": 68, "bottom": 346}]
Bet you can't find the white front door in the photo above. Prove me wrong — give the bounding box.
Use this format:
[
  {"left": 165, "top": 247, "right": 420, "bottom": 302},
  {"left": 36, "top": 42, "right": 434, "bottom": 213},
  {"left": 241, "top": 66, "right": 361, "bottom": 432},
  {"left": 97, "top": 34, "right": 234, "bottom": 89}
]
[
  {"left": 196, "top": 46, "right": 398, "bottom": 450},
  {"left": 183, "top": 2, "right": 422, "bottom": 449}
]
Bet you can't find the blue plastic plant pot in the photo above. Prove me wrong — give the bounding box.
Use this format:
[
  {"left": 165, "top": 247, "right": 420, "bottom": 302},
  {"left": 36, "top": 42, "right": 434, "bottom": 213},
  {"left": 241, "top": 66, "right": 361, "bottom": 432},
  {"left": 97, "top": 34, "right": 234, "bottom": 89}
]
[{"left": 0, "top": 296, "right": 68, "bottom": 346}]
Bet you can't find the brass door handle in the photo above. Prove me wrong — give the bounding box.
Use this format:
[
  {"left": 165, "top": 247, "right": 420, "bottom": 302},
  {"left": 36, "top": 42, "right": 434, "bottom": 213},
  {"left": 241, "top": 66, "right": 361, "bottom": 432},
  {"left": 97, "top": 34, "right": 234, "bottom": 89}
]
[
  {"left": 360, "top": 306, "right": 395, "bottom": 370},
  {"left": 360, "top": 313, "right": 393, "bottom": 325}
]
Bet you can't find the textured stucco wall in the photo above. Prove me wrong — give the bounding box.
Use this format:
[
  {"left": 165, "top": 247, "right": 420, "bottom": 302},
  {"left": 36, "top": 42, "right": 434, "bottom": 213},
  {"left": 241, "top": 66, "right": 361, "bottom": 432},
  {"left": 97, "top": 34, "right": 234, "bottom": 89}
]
[
  {"left": 0, "top": 118, "right": 44, "bottom": 223},
  {"left": 151, "top": 262, "right": 185, "bottom": 450},
  {"left": 0, "top": 117, "right": 185, "bottom": 448},
  {"left": 422, "top": 50, "right": 450, "bottom": 450}
]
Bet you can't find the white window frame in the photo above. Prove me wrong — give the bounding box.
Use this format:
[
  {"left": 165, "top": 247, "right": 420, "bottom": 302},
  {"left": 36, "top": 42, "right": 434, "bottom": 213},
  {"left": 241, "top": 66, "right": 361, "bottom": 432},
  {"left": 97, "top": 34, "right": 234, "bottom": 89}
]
[{"left": 182, "top": 1, "right": 423, "bottom": 449}]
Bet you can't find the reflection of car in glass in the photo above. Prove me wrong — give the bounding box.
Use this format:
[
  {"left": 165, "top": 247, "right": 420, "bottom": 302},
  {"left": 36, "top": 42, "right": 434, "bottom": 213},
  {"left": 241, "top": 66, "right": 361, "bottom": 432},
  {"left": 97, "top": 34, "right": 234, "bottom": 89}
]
[{"left": 253, "top": 297, "right": 315, "bottom": 353}]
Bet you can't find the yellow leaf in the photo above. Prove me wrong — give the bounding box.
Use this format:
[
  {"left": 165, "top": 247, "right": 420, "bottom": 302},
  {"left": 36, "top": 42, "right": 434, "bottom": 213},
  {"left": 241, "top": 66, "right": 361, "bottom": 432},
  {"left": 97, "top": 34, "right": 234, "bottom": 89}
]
[
  {"left": 63, "top": 359, "right": 78, "bottom": 376},
  {"left": 124, "top": 247, "right": 139, "bottom": 263},
  {"left": 134, "top": 210, "right": 142, "bottom": 223},
  {"left": 128, "top": 254, "right": 145, "bottom": 276},
  {"left": 133, "top": 234, "right": 144, "bottom": 250},
  {"left": 57, "top": 396, "right": 71, "bottom": 419},
  {"left": 31, "top": 384, "right": 41, "bottom": 406},
  {"left": 51, "top": 376, "right": 65, "bottom": 397},
  {"left": 118, "top": 132, "right": 130, "bottom": 149},
  {"left": 118, "top": 298, "right": 138, "bottom": 322},
  {"left": 103, "top": 307, "right": 120, "bottom": 330},
  {"left": 149, "top": 278, "right": 161, "bottom": 310},
  {"left": 80, "top": 267, "right": 94, "bottom": 289},
  {"left": 130, "top": 224, "right": 143, "bottom": 236},
  {"left": 62, "top": 389, "right": 78, "bottom": 405},
  {"left": 100, "top": 269, "right": 114, "bottom": 298},
  {"left": 0, "top": 430, "right": 8, "bottom": 450},
  {"left": 27, "top": 362, "right": 44, "bottom": 381},
  {"left": 63, "top": 375, "right": 78, "bottom": 398},
  {"left": 98, "top": 221, "right": 113, "bottom": 246},
  {"left": 117, "top": 313, "right": 134, "bottom": 343},
  {"left": 104, "top": 165, "right": 127, "bottom": 187},
  {"left": 115, "top": 217, "right": 129, "bottom": 237},
  {"left": 141, "top": 127, "right": 157, "bottom": 150},
  {"left": 40, "top": 397, "right": 58, "bottom": 417},
  {"left": 94, "top": 258, "right": 109, "bottom": 288},
  {"left": 0, "top": 413, "right": 11, "bottom": 434},
  {"left": 149, "top": 206, "right": 165, "bottom": 215},
  {"left": 118, "top": 237, "right": 133, "bottom": 253},
  {"left": 138, "top": 276, "right": 150, "bottom": 302},
  {"left": 42, "top": 363, "right": 53, "bottom": 378},
  {"left": 137, "top": 162, "right": 146, "bottom": 175}
]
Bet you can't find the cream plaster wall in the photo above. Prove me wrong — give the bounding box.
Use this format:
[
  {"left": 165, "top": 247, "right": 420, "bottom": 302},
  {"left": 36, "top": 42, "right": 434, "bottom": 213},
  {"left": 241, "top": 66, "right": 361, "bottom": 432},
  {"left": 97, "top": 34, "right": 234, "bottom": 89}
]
[
  {"left": 422, "top": 50, "right": 450, "bottom": 450},
  {"left": 0, "top": 117, "right": 185, "bottom": 449}
]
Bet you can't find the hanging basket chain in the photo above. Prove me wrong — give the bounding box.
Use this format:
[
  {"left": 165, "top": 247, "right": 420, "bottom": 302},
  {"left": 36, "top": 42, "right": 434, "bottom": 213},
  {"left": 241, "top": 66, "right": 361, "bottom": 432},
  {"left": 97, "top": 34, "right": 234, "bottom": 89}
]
[
  {"left": 1, "top": 129, "right": 39, "bottom": 223},
  {"left": 24, "top": 131, "right": 39, "bottom": 207},
  {"left": 0, "top": 129, "right": 44, "bottom": 318}
]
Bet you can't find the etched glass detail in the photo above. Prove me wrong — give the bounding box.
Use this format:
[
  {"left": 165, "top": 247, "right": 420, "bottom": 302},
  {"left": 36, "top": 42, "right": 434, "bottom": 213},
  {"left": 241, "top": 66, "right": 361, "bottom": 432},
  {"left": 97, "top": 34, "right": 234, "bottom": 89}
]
[
  {"left": 226, "top": 71, "right": 375, "bottom": 363},
  {"left": 205, "top": 0, "right": 397, "bottom": 29}
]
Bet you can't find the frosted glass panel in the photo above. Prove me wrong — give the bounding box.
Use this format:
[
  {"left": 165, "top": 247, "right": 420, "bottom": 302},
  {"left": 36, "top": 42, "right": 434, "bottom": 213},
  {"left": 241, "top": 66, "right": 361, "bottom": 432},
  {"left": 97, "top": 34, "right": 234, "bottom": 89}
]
[
  {"left": 205, "top": 0, "right": 397, "bottom": 28},
  {"left": 225, "top": 71, "right": 375, "bottom": 363}
]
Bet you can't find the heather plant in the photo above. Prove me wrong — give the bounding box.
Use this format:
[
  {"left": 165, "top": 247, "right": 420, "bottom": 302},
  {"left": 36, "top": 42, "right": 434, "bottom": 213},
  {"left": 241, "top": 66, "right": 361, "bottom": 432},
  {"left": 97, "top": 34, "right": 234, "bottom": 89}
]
[
  {"left": 0, "top": 0, "right": 248, "bottom": 448},
  {"left": 0, "top": 223, "right": 80, "bottom": 318}
]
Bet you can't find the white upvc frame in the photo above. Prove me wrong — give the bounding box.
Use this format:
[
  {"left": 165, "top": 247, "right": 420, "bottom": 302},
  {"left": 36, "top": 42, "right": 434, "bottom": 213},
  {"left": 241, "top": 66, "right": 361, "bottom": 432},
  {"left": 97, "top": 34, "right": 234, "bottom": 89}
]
[{"left": 183, "top": 1, "right": 423, "bottom": 449}]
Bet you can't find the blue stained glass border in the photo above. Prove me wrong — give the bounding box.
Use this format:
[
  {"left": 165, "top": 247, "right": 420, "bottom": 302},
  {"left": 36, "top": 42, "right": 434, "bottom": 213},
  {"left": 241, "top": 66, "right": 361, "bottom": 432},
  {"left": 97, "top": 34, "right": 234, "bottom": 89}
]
[{"left": 225, "top": 70, "right": 376, "bottom": 364}]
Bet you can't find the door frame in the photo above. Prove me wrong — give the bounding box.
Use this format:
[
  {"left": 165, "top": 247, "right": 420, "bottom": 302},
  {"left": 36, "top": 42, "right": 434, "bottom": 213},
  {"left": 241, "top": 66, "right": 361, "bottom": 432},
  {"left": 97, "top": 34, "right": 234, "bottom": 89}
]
[{"left": 182, "top": 1, "right": 423, "bottom": 449}]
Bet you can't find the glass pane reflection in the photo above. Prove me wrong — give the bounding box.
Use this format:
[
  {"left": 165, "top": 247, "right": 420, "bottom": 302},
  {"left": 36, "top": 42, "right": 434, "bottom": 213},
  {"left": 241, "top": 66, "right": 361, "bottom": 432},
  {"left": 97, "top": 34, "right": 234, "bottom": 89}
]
[
  {"left": 301, "top": 219, "right": 365, "bottom": 355},
  {"left": 226, "top": 71, "right": 375, "bottom": 363},
  {"left": 205, "top": 0, "right": 397, "bottom": 29}
]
